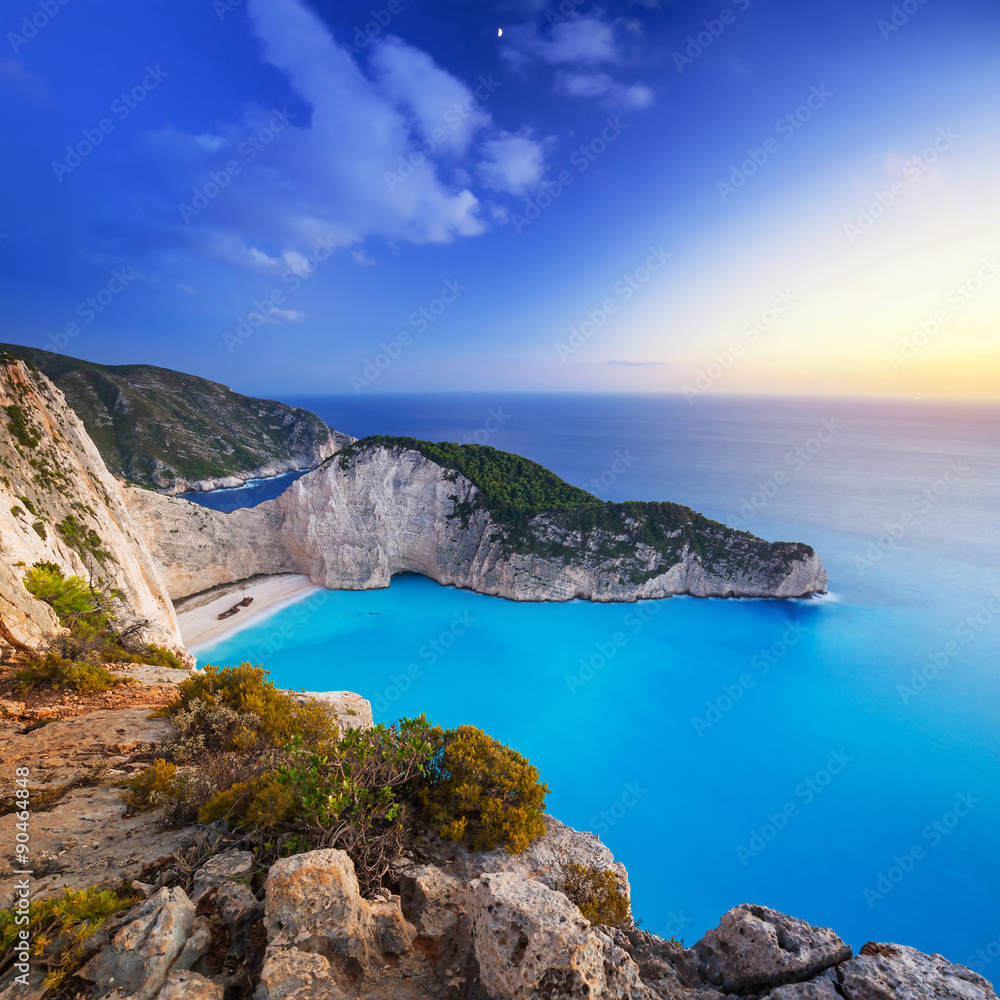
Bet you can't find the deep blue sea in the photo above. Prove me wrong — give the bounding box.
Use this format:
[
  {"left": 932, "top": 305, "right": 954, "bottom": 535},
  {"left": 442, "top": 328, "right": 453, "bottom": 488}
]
[{"left": 194, "top": 394, "right": 1000, "bottom": 971}]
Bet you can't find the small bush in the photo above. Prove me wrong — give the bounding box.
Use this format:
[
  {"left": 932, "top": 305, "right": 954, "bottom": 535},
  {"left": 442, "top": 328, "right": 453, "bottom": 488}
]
[
  {"left": 122, "top": 759, "right": 181, "bottom": 812},
  {"left": 562, "top": 863, "right": 632, "bottom": 929},
  {"left": 168, "top": 663, "right": 339, "bottom": 752},
  {"left": 5, "top": 403, "right": 40, "bottom": 449},
  {"left": 13, "top": 653, "right": 125, "bottom": 696},
  {"left": 0, "top": 885, "right": 138, "bottom": 990},
  {"left": 421, "top": 725, "right": 548, "bottom": 853}
]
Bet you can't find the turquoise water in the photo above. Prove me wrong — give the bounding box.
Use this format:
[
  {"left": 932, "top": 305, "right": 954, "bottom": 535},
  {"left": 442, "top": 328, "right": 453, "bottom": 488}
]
[{"left": 197, "top": 395, "right": 1000, "bottom": 970}]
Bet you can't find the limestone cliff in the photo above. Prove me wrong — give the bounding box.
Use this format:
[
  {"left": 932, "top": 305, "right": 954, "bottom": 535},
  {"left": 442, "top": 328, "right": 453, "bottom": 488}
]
[
  {"left": 0, "top": 356, "right": 184, "bottom": 654},
  {"left": 129, "top": 440, "right": 827, "bottom": 603}
]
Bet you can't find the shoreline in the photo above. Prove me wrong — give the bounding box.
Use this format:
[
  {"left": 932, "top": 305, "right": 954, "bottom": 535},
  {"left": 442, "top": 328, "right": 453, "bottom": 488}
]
[{"left": 177, "top": 573, "right": 321, "bottom": 652}]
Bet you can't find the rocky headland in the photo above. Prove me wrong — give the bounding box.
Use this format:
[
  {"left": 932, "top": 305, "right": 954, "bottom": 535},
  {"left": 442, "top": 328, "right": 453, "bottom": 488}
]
[{"left": 126, "top": 437, "right": 828, "bottom": 606}]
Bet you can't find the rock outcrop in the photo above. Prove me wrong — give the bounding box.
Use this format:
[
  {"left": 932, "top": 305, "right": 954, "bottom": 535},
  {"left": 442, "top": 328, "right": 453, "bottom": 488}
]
[
  {"left": 128, "top": 442, "right": 828, "bottom": 605},
  {"left": 692, "top": 904, "right": 852, "bottom": 993},
  {"left": 466, "top": 872, "right": 649, "bottom": 1000},
  {"left": 64, "top": 844, "right": 999, "bottom": 1000},
  {"left": 0, "top": 357, "right": 185, "bottom": 657}
]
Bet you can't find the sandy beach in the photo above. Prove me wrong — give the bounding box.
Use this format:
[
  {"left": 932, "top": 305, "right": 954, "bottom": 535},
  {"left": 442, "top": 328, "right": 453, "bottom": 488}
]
[{"left": 176, "top": 573, "right": 320, "bottom": 651}]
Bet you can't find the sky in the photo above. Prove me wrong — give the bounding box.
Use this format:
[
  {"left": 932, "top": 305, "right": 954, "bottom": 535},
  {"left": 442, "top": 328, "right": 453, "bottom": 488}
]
[{"left": 0, "top": 0, "right": 998, "bottom": 399}]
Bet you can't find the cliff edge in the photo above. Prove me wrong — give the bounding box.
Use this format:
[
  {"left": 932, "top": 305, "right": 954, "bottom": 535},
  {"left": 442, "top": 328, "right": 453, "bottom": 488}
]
[{"left": 129, "top": 438, "right": 828, "bottom": 604}]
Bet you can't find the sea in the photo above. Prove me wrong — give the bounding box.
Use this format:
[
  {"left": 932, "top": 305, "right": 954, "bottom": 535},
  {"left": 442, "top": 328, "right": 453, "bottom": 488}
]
[{"left": 189, "top": 393, "right": 1000, "bottom": 970}]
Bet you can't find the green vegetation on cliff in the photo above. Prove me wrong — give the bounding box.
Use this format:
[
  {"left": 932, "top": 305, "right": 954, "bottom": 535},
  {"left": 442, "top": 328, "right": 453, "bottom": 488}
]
[
  {"left": 138, "top": 664, "right": 549, "bottom": 890},
  {"left": 1, "top": 343, "right": 337, "bottom": 491},
  {"left": 339, "top": 436, "right": 815, "bottom": 584}
]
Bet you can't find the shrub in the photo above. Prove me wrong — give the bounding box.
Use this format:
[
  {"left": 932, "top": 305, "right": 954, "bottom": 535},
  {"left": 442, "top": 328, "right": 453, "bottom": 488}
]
[
  {"left": 56, "top": 514, "right": 113, "bottom": 566},
  {"left": 0, "top": 885, "right": 138, "bottom": 990},
  {"left": 122, "top": 759, "right": 180, "bottom": 812},
  {"left": 198, "top": 717, "right": 437, "bottom": 890},
  {"left": 421, "top": 725, "right": 548, "bottom": 853},
  {"left": 13, "top": 653, "right": 125, "bottom": 696},
  {"left": 168, "top": 663, "right": 339, "bottom": 752},
  {"left": 5, "top": 403, "right": 40, "bottom": 449},
  {"left": 562, "top": 863, "right": 632, "bottom": 929}
]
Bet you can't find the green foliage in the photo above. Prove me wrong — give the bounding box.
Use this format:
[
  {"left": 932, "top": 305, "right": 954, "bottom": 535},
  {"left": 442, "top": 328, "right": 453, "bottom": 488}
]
[
  {"left": 340, "top": 437, "right": 598, "bottom": 519},
  {"left": 0, "top": 886, "right": 138, "bottom": 990},
  {"left": 562, "top": 863, "right": 632, "bottom": 929},
  {"left": 421, "top": 724, "right": 549, "bottom": 853},
  {"left": 130, "top": 644, "right": 185, "bottom": 669},
  {"left": 56, "top": 514, "right": 114, "bottom": 566},
  {"left": 10, "top": 505, "right": 22, "bottom": 517},
  {"left": 17, "top": 495, "right": 38, "bottom": 515},
  {"left": 122, "top": 759, "right": 180, "bottom": 812},
  {"left": 168, "top": 663, "right": 339, "bottom": 752},
  {"left": 162, "top": 665, "right": 550, "bottom": 889},
  {"left": 4, "top": 403, "right": 40, "bottom": 448},
  {"left": 31, "top": 520, "right": 46, "bottom": 540},
  {"left": 13, "top": 653, "right": 125, "bottom": 696},
  {"left": 196, "top": 716, "right": 437, "bottom": 888},
  {"left": 23, "top": 564, "right": 100, "bottom": 623}
]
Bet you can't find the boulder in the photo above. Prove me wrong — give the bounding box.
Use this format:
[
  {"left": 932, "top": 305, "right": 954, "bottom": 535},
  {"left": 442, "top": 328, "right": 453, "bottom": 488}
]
[
  {"left": 254, "top": 947, "right": 348, "bottom": 1000},
  {"left": 399, "top": 864, "right": 465, "bottom": 939},
  {"left": 191, "top": 849, "right": 255, "bottom": 902},
  {"left": 466, "top": 871, "right": 651, "bottom": 1000},
  {"left": 156, "top": 970, "right": 223, "bottom": 1000},
  {"left": 836, "top": 942, "right": 998, "bottom": 1000},
  {"left": 263, "top": 849, "right": 416, "bottom": 982},
  {"left": 81, "top": 887, "right": 207, "bottom": 1000},
  {"left": 767, "top": 968, "right": 841, "bottom": 999},
  {"left": 692, "top": 904, "right": 851, "bottom": 993}
]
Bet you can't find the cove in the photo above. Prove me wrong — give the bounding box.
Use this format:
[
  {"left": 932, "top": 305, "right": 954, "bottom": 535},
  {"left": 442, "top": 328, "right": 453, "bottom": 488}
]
[
  {"left": 196, "top": 570, "right": 1000, "bottom": 964},
  {"left": 195, "top": 393, "right": 1000, "bottom": 968}
]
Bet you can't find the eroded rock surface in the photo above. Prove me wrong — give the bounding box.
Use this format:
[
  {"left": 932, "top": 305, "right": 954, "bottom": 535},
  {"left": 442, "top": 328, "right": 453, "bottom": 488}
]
[
  {"left": 692, "top": 904, "right": 852, "bottom": 993},
  {"left": 80, "top": 887, "right": 206, "bottom": 1000},
  {"left": 837, "top": 942, "right": 997, "bottom": 1000},
  {"left": 466, "top": 871, "right": 650, "bottom": 1000}
]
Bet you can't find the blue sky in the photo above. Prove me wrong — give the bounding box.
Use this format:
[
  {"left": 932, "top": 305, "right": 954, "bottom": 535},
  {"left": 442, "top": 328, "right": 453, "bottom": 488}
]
[{"left": 1, "top": 0, "right": 998, "bottom": 397}]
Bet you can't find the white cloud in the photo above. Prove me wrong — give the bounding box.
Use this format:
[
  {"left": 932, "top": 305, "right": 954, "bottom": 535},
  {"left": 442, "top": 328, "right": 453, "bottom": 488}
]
[
  {"left": 262, "top": 306, "right": 305, "bottom": 323},
  {"left": 477, "top": 131, "right": 548, "bottom": 194},
  {"left": 370, "top": 36, "right": 490, "bottom": 156},
  {"left": 351, "top": 249, "right": 376, "bottom": 265},
  {"left": 534, "top": 17, "right": 619, "bottom": 64},
  {"left": 139, "top": 0, "right": 510, "bottom": 274},
  {"left": 556, "top": 71, "right": 653, "bottom": 108},
  {"left": 501, "top": 14, "right": 652, "bottom": 112}
]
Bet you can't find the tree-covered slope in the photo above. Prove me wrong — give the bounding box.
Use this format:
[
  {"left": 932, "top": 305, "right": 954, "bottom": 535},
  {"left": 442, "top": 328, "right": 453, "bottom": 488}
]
[{"left": 1, "top": 344, "right": 340, "bottom": 492}]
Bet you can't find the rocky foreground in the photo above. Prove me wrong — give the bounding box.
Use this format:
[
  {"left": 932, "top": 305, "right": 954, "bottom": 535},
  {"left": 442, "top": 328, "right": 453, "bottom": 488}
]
[{"left": 0, "top": 680, "right": 993, "bottom": 1000}]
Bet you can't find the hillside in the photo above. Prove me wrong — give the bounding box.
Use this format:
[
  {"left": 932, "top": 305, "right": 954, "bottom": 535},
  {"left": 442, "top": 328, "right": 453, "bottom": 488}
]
[{"left": 0, "top": 343, "right": 344, "bottom": 493}]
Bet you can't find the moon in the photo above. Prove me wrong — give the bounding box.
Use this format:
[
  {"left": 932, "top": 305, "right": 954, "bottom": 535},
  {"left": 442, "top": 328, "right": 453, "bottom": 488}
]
[{"left": 498, "top": 28, "right": 503, "bottom": 36}]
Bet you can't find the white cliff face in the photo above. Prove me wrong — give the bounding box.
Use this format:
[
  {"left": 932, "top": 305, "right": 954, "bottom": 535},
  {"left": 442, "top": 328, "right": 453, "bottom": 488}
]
[
  {"left": 0, "top": 360, "right": 184, "bottom": 654},
  {"left": 128, "top": 443, "right": 827, "bottom": 604}
]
